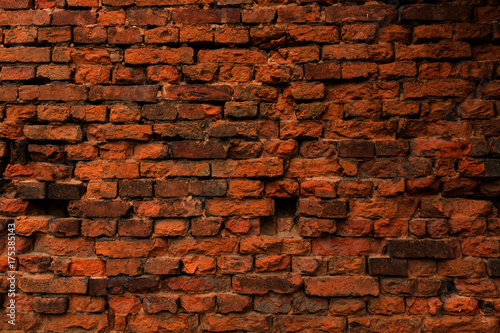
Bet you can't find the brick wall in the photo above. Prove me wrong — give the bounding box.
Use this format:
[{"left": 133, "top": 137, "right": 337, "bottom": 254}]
[{"left": 1, "top": 0, "right": 500, "bottom": 331}]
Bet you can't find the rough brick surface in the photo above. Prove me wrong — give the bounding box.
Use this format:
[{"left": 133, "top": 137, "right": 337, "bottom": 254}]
[{"left": 1, "top": 1, "right": 499, "bottom": 331}]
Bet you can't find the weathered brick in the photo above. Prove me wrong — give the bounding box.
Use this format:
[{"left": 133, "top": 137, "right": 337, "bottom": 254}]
[
  {"left": 368, "top": 258, "right": 408, "bottom": 276},
  {"left": 232, "top": 274, "right": 303, "bottom": 294},
  {"left": 387, "top": 239, "right": 461, "bottom": 259},
  {"left": 304, "top": 276, "right": 379, "bottom": 297},
  {"left": 124, "top": 47, "right": 194, "bottom": 64},
  {"left": 20, "top": 276, "right": 88, "bottom": 294},
  {"left": 33, "top": 296, "right": 68, "bottom": 314}
]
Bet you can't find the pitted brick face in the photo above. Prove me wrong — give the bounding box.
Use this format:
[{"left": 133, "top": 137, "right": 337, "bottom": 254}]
[{"left": 1, "top": 1, "right": 500, "bottom": 332}]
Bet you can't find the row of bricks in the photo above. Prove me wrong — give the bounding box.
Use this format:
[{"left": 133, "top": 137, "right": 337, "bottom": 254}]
[
  {"left": 4, "top": 136, "right": 499, "bottom": 159},
  {"left": 11, "top": 176, "right": 500, "bottom": 202},
  {"left": 12, "top": 272, "right": 500, "bottom": 297},
  {"left": 23, "top": 293, "right": 499, "bottom": 317},
  {"left": 3, "top": 158, "right": 500, "bottom": 184},
  {"left": 1, "top": 60, "right": 500, "bottom": 85},
  {"left": 11, "top": 249, "right": 500, "bottom": 277},
  {"left": 2, "top": 310, "right": 499, "bottom": 332},
  {"left": 0, "top": 4, "right": 499, "bottom": 24},
  {"left": 3, "top": 100, "right": 500, "bottom": 124},
  {"left": 4, "top": 158, "right": 500, "bottom": 183},
  {"left": 0, "top": 80, "right": 498, "bottom": 104},
  {"left": 2, "top": 23, "right": 500, "bottom": 45},
  {"left": 1, "top": 43, "right": 499, "bottom": 65},
  {"left": 7, "top": 207, "right": 500, "bottom": 237}
]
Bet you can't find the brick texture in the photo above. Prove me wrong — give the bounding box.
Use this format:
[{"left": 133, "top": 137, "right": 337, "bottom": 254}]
[{"left": 1, "top": 1, "right": 500, "bottom": 332}]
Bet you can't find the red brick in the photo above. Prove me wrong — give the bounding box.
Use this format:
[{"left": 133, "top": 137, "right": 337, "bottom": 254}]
[
  {"left": 217, "top": 294, "right": 252, "bottom": 313},
  {"left": 135, "top": 199, "right": 203, "bottom": 217},
  {"left": 191, "top": 217, "right": 222, "bottom": 236},
  {"left": 68, "top": 295, "right": 106, "bottom": 312},
  {"left": 395, "top": 41, "right": 470, "bottom": 60},
  {"left": 112, "top": 66, "right": 146, "bottom": 85},
  {"left": 169, "top": 238, "right": 238, "bottom": 256},
  {"left": 52, "top": 10, "right": 96, "bottom": 26},
  {"left": 38, "top": 27, "right": 72, "bottom": 43},
  {"left": 198, "top": 49, "right": 267, "bottom": 64},
  {"left": 35, "top": 0, "right": 64, "bottom": 9},
  {"left": 89, "top": 85, "right": 157, "bottom": 102},
  {"left": 215, "top": 26, "right": 249, "bottom": 44},
  {"left": 250, "top": 26, "right": 285, "bottom": 48},
  {"left": 68, "top": 258, "right": 105, "bottom": 276},
  {"left": 69, "top": 200, "right": 131, "bottom": 218},
  {"left": 1, "top": 66, "right": 35, "bottom": 81},
  {"left": 20, "top": 276, "right": 88, "bottom": 294},
  {"left": 232, "top": 274, "right": 303, "bottom": 295},
  {"left": 96, "top": 239, "right": 156, "bottom": 258},
  {"left": 144, "top": 27, "right": 179, "bottom": 44},
  {"left": 24, "top": 125, "right": 83, "bottom": 143},
  {"left": 305, "top": 276, "right": 379, "bottom": 297},
  {"left": 124, "top": 47, "right": 194, "bottom": 64},
  {"left": 400, "top": 4, "right": 472, "bottom": 22},
  {"left": 6, "top": 105, "right": 36, "bottom": 121},
  {"left": 106, "top": 259, "right": 142, "bottom": 277},
  {"left": 342, "top": 24, "right": 377, "bottom": 42},
  {"left": 285, "top": 159, "right": 343, "bottom": 178},
  {"left": 163, "top": 85, "right": 232, "bottom": 101},
  {"left": 298, "top": 198, "right": 347, "bottom": 218},
  {"left": 179, "top": 26, "right": 213, "bottom": 43},
  {"left": 4, "top": 28, "right": 37, "bottom": 44},
  {"left": 154, "top": 219, "right": 189, "bottom": 237},
  {"left": 326, "top": 5, "right": 396, "bottom": 23},
  {"left": 280, "top": 121, "right": 322, "bottom": 139},
  {"left": 277, "top": 5, "right": 320, "bottom": 23},
  {"left": 127, "top": 8, "right": 168, "bottom": 26},
  {"left": 403, "top": 80, "right": 474, "bottom": 98},
  {"left": 141, "top": 161, "right": 209, "bottom": 177},
  {"left": 217, "top": 256, "right": 253, "bottom": 274},
  {"left": 0, "top": 0, "right": 31, "bottom": 8},
  {"left": 242, "top": 8, "right": 275, "bottom": 23},
  {"left": 379, "top": 61, "right": 417, "bottom": 78},
  {"left": 206, "top": 198, "right": 274, "bottom": 217},
  {"left": 97, "top": 9, "right": 126, "bottom": 26},
  {"left": 212, "top": 158, "right": 283, "bottom": 178},
  {"left": 143, "top": 295, "right": 177, "bottom": 314},
  {"left": 118, "top": 218, "right": 153, "bottom": 237},
  {"left": 419, "top": 62, "right": 455, "bottom": 79},
  {"left": 108, "top": 27, "right": 142, "bottom": 44},
  {"left": 36, "top": 65, "right": 73, "bottom": 81},
  {"left": 326, "top": 82, "right": 399, "bottom": 101},
  {"left": 200, "top": 314, "right": 271, "bottom": 332},
  {"left": 378, "top": 25, "right": 411, "bottom": 43},
  {"left": 67, "top": 0, "right": 99, "bottom": 6},
  {"left": 171, "top": 8, "right": 239, "bottom": 24},
  {"left": 180, "top": 295, "right": 215, "bottom": 313},
  {"left": 323, "top": 43, "right": 393, "bottom": 61}
]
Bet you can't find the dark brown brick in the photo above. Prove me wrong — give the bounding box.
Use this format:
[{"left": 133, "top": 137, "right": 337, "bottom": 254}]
[
  {"left": 47, "top": 182, "right": 82, "bottom": 200},
  {"left": 117, "top": 218, "right": 153, "bottom": 237},
  {"left": 49, "top": 218, "right": 80, "bottom": 237},
  {"left": 338, "top": 140, "right": 374, "bottom": 158},
  {"left": 17, "top": 181, "right": 46, "bottom": 199},
  {"left": 368, "top": 257, "right": 408, "bottom": 276},
  {"left": 119, "top": 179, "right": 154, "bottom": 197},
  {"left": 33, "top": 296, "right": 68, "bottom": 314},
  {"left": 387, "top": 239, "right": 461, "bottom": 259}
]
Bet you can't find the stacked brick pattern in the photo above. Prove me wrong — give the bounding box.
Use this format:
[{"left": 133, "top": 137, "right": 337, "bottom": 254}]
[{"left": 1, "top": 0, "right": 500, "bottom": 331}]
